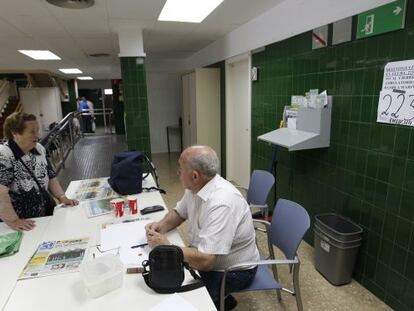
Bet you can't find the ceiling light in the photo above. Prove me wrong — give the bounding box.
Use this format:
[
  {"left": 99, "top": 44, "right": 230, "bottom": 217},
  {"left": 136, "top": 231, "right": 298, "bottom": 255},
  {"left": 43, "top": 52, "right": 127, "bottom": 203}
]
[
  {"left": 77, "top": 76, "right": 93, "bottom": 80},
  {"left": 59, "top": 68, "right": 82, "bottom": 74},
  {"left": 104, "top": 89, "right": 113, "bottom": 95},
  {"left": 46, "top": 0, "right": 95, "bottom": 9},
  {"left": 18, "top": 50, "right": 61, "bottom": 60},
  {"left": 158, "top": 0, "right": 224, "bottom": 23}
]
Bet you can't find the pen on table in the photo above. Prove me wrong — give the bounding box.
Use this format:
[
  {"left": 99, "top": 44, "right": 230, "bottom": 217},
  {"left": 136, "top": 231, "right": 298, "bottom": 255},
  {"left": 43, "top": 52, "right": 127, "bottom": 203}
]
[{"left": 131, "top": 243, "right": 148, "bottom": 249}]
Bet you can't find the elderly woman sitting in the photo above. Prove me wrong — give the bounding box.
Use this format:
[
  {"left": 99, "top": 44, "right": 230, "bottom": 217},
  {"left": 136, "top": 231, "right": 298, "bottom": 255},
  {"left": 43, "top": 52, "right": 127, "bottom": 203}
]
[{"left": 0, "top": 112, "right": 78, "bottom": 231}]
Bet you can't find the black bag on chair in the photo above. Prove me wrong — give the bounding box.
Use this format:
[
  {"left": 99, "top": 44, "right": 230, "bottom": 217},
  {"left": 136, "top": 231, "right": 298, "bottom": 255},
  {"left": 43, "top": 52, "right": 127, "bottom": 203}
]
[
  {"left": 108, "top": 151, "right": 164, "bottom": 195},
  {"left": 142, "top": 245, "right": 204, "bottom": 294}
]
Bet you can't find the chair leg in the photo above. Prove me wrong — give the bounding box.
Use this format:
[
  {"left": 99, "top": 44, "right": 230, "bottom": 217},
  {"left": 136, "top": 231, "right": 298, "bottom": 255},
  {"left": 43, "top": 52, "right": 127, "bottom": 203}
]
[
  {"left": 293, "top": 262, "right": 303, "bottom": 311},
  {"left": 220, "top": 271, "right": 227, "bottom": 311}
]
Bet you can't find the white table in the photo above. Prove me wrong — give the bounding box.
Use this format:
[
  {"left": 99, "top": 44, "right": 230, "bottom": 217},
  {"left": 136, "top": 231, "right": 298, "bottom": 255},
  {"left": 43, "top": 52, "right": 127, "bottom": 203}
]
[
  {"left": 1, "top": 177, "right": 215, "bottom": 311},
  {"left": 0, "top": 217, "right": 51, "bottom": 309}
]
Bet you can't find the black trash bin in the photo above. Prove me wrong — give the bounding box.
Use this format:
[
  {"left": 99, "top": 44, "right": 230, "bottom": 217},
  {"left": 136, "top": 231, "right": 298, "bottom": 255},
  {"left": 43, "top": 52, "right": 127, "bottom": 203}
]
[{"left": 314, "top": 213, "right": 363, "bottom": 285}]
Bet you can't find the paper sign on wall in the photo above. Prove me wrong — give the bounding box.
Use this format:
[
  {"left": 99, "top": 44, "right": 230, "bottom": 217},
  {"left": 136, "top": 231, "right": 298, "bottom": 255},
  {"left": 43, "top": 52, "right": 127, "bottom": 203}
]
[
  {"left": 377, "top": 90, "right": 414, "bottom": 126},
  {"left": 377, "top": 59, "right": 414, "bottom": 127}
]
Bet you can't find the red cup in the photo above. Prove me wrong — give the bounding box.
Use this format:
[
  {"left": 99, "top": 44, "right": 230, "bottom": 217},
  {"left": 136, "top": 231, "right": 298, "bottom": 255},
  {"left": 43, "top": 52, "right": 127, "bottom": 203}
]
[
  {"left": 127, "top": 196, "right": 138, "bottom": 215},
  {"left": 110, "top": 198, "right": 125, "bottom": 217}
]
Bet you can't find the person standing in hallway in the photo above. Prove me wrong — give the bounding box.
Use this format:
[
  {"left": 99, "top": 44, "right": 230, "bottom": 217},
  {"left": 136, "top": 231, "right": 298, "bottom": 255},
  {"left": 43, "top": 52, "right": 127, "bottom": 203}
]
[
  {"left": 0, "top": 112, "right": 78, "bottom": 231},
  {"left": 145, "top": 145, "right": 259, "bottom": 310},
  {"left": 78, "top": 97, "right": 93, "bottom": 133}
]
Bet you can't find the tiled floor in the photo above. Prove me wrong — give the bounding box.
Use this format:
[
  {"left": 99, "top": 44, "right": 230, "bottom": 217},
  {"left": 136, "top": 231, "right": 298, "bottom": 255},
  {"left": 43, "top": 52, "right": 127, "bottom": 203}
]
[{"left": 57, "top": 138, "right": 392, "bottom": 311}]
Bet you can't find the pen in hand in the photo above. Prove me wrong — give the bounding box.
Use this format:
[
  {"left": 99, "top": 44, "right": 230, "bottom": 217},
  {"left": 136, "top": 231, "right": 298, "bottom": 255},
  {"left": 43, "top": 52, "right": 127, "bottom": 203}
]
[{"left": 131, "top": 243, "right": 148, "bottom": 249}]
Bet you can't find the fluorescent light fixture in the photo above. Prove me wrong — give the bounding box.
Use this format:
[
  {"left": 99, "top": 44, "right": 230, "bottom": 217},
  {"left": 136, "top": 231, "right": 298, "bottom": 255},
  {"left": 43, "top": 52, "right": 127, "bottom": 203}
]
[
  {"left": 59, "top": 68, "right": 82, "bottom": 74},
  {"left": 158, "top": 0, "right": 224, "bottom": 23},
  {"left": 104, "top": 88, "right": 113, "bottom": 95},
  {"left": 77, "top": 76, "right": 93, "bottom": 80},
  {"left": 18, "top": 50, "right": 61, "bottom": 60}
]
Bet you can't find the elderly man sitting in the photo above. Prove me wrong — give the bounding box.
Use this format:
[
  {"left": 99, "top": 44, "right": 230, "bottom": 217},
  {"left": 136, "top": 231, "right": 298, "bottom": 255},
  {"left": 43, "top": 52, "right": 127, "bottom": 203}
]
[{"left": 146, "top": 145, "right": 259, "bottom": 310}]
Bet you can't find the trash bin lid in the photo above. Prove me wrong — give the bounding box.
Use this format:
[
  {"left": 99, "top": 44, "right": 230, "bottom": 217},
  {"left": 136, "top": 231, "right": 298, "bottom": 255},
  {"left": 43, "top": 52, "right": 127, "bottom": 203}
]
[{"left": 315, "top": 213, "right": 363, "bottom": 236}]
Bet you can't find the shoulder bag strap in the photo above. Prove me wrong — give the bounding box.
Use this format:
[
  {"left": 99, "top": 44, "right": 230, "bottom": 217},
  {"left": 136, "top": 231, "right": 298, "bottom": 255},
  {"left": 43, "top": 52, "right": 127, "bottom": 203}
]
[{"left": 18, "top": 158, "right": 44, "bottom": 192}]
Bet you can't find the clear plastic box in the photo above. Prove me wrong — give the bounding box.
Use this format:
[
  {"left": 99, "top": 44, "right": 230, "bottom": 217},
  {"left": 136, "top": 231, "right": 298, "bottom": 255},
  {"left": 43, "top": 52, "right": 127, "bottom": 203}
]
[{"left": 81, "top": 254, "right": 124, "bottom": 298}]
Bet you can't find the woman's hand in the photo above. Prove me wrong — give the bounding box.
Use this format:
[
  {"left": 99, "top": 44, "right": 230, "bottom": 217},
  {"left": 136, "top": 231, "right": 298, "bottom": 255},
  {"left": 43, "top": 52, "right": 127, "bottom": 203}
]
[
  {"left": 6, "top": 218, "right": 36, "bottom": 231},
  {"left": 59, "top": 195, "right": 78, "bottom": 206}
]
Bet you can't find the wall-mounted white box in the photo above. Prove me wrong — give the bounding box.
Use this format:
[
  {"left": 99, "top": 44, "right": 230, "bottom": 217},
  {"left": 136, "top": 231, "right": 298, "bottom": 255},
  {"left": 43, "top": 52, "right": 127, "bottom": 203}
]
[{"left": 258, "top": 96, "right": 332, "bottom": 151}]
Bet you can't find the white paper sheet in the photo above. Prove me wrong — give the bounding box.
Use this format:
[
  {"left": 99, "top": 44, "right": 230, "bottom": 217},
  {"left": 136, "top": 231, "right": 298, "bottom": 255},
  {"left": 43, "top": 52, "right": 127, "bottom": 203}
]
[
  {"left": 100, "top": 220, "right": 151, "bottom": 251},
  {"left": 149, "top": 293, "right": 199, "bottom": 311},
  {"left": 99, "top": 220, "right": 152, "bottom": 266}
]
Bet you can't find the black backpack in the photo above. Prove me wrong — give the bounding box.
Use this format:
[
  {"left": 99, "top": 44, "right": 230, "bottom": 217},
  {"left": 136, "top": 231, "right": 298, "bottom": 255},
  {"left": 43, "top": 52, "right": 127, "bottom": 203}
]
[
  {"left": 108, "top": 151, "right": 164, "bottom": 195},
  {"left": 142, "top": 245, "right": 204, "bottom": 294}
]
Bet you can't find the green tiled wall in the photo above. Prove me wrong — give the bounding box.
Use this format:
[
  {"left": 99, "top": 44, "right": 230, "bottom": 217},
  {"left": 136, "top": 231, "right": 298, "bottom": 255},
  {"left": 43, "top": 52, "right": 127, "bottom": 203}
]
[
  {"left": 120, "top": 57, "right": 151, "bottom": 155},
  {"left": 61, "top": 79, "right": 77, "bottom": 117},
  {"left": 111, "top": 79, "right": 125, "bottom": 134},
  {"left": 207, "top": 61, "right": 226, "bottom": 177},
  {"left": 251, "top": 1, "right": 414, "bottom": 310}
]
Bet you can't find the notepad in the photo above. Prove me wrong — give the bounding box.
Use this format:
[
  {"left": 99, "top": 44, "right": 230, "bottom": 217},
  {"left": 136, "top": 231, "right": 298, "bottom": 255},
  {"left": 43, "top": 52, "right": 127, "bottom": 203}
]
[{"left": 100, "top": 220, "right": 152, "bottom": 266}]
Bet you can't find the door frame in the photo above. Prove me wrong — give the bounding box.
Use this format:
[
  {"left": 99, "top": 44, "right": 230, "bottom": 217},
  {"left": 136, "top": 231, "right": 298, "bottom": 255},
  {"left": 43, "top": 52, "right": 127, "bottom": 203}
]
[{"left": 225, "top": 53, "right": 251, "bottom": 188}]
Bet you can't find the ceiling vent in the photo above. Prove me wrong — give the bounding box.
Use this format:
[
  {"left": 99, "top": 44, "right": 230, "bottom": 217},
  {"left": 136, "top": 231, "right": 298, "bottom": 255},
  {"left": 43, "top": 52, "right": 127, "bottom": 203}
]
[
  {"left": 88, "top": 53, "right": 110, "bottom": 58},
  {"left": 46, "top": 0, "right": 94, "bottom": 9}
]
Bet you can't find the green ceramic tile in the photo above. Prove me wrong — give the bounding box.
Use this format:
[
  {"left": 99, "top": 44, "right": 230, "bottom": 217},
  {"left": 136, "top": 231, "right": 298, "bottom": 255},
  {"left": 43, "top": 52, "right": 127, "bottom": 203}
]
[
  {"left": 386, "top": 185, "right": 402, "bottom": 215},
  {"left": 400, "top": 190, "right": 414, "bottom": 221},
  {"left": 395, "top": 217, "right": 413, "bottom": 248},
  {"left": 394, "top": 127, "right": 410, "bottom": 157},
  {"left": 404, "top": 160, "right": 414, "bottom": 191},
  {"left": 406, "top": 252, "right": 414, "bottom": 282},
  {"left": 379, "top": 238, "right": 394, "bottom": 265},
  {"left": 370, "top": 208, "right": 385, "bottom": 234},
  {"left": 385, "top": 271, "right": 405, "bottom": 302},
  {"left": 120, "top": 56, "right": 151, "bottom": 154},
  {"left": 377, "top": 154, "right": 392, "bottom": 183},
  {"left": 250, "top": 20, "right": 414, "bottom": 309},
  {"left": 375, "top": 261, "right": 389, "bottom": 289}
]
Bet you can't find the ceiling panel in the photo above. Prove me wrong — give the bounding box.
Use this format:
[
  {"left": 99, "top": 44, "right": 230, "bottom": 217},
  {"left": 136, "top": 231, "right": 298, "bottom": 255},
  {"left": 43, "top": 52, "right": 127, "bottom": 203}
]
[
  {"left": 2, "top": 15, "right": 68, "bottom": 37},
  {"left": 105, "top": 0, "right": 165, "bottom": 20},
  {"left": 0, "top": 18, "right": 27, "bottom": 37},
  {"left": 0, "top": 0, "right": 50, "bottom": 18},
  {"left": 0, "top": 0, "right": 288, "bottom": 77}
]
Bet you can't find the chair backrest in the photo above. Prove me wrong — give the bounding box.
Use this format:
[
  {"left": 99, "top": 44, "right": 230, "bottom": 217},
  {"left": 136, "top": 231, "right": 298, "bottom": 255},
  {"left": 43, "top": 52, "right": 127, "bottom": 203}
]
[
  {"left": 269, "top": 199, "right": 310, "bottom": 259},
  {"left": 246, "top": 170, "right": 275, "bottom": 205}
]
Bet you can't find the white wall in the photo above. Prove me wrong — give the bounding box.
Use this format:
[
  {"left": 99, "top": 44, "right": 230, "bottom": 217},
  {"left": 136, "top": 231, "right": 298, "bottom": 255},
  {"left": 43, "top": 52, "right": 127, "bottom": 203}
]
[
  {"left": 185, "top": 0, "right": 392, "bottom": 69},
  {"left": 146, "top": 72, "right": 182, "bottom": 154}
]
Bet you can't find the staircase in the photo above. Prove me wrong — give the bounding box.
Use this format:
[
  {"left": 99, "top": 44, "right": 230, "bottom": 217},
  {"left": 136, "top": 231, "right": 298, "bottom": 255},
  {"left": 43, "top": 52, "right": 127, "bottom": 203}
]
[{"left": 0, "top": 96, "right": 20, "bottom": 139}]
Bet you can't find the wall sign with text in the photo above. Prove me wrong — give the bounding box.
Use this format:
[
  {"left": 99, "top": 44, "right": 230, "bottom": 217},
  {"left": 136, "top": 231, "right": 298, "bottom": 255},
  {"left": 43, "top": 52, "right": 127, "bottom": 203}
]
[{"left": 377, "top": 90, "right": 414, "bottom": 126}]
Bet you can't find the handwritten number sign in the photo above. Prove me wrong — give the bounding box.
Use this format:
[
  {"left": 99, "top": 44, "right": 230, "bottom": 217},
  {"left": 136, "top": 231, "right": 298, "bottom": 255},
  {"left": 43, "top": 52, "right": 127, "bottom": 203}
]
[{"left": 377, "top": 90, "right": 414, "bottom": 126}]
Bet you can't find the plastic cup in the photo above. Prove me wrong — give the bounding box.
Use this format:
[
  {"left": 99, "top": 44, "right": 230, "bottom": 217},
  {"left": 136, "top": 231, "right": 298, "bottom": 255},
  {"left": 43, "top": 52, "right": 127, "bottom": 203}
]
[
  {"left": 127, "top": 196, "right": 138, "bottom": 215},
  {"left": 110, "top": 198, "right": 125, "bottom": 217}
]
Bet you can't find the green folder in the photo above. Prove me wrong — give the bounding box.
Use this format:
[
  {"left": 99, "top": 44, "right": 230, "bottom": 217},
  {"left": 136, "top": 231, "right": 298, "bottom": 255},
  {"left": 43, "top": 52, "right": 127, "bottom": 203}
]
[{"left": 0, "top": 231, "right": 23, "bottom": 257}]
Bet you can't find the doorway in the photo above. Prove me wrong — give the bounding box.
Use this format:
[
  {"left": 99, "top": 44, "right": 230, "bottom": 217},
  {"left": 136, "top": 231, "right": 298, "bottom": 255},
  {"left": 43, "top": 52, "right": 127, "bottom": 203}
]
[{"left": 225, "top": 55, "right": 251, "bottom": 188}]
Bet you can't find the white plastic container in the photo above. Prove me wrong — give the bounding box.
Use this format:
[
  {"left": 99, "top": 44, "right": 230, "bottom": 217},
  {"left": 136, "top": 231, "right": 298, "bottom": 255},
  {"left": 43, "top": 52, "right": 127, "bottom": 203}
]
[{"left": 81, "top": 254, "right": 124, "bottom": 298}]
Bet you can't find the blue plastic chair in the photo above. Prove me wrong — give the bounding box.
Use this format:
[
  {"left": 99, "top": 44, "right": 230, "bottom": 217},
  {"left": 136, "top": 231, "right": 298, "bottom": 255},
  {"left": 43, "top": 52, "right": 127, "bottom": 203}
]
[
  {"left": 246, "top": 170, "right": 275, "bottom": 219},
  {"left": 220, "top": 199, "right": 310, "bottom": 311}
]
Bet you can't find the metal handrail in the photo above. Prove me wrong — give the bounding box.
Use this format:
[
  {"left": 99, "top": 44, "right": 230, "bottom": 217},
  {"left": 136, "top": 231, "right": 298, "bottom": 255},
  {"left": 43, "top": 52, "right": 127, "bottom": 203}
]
[
  {"left": 40, "top": 111, "right": 83, "bottom": 173},
  {"left": 78, "top": 108, "right": 113, "bottom": 134}
]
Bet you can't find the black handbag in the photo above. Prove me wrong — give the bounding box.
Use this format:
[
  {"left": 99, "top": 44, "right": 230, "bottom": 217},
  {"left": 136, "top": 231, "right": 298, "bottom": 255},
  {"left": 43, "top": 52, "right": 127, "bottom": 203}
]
[
  {"left": 18, "top": 159, "right": 56, "bottom": 216},
  {"left": 142, "top": 245, "right": 204, "bottom": 294}
]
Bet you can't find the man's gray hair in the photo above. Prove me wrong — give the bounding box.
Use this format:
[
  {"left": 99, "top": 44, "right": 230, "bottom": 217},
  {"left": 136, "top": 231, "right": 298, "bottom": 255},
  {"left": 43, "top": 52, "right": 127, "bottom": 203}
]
[{"left": 187, "top": 146, "right": 219, "bottom": 178}]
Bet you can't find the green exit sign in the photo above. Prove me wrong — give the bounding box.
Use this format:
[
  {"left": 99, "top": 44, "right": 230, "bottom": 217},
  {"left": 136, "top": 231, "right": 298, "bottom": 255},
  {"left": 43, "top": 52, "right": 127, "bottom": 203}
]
[{"left": 356, "top": 0, "right": 406, "bottom": 39}]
